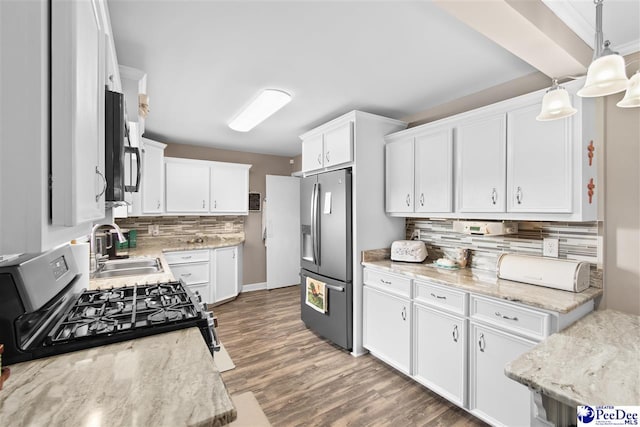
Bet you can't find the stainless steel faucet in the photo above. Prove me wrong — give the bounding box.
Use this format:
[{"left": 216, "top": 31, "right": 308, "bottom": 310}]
[{"left": 90, "top": 223, "right": 126, "bottom": 270}]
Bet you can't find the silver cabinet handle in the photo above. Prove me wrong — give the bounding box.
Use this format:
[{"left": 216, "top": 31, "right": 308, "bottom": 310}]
[
  {"left": 491, "top": 188, "right": 497, "bottom": 205},
  {"left": 478, "top": 333, "right": 486, "bottom": 352},
  {"left": 430, "top": 292, "right": 446, "bottom": 300},
  {"left": 181, "top": 273, "right": 192, "bottom": 277},
  {"left": 95, "top": 167, "right": 107, "bottom": 202},
  {"left": 202, "top": 200, "right": 206, "bottom": 208},
  {"left": 182, "top": 255, "right": 192, "bottom": 260},
  {"left": 419, "top": 193, "right": 425, "bottom": 207},
  {"left": 495, "top": 311, "right": 519, "bottom": 321},
  {"left": 380, "top": 279, "right": 392, "bottom": 285},
  {"left": 214, "top": 200, "right": 217, "bottom": 209},
  {"left": 401, "top": 306, "right": 407, "bottom": 321},
  {"left": 232, "top": 250, "right": 235, "bottom": 259},
  {"left": 406, "top": 194, "right": 411, "bottom": 207},
  {"left": 157, "top": 200, "right": 161, "bottom": 209},
  {"left": 516, "top": 186, "right": 523, "bottom": 204},
  {"left": 317, "top": 153, "right": 322, "bottom": 165},
  {"left": 452, "top": 324, "right": 459, "bottom": 343},
  {"left": 325, "top": 151, "right": 330, "bottom": 163}
]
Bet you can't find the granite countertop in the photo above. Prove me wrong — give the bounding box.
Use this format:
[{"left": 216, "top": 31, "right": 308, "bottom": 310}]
[
  {"left": 89, "top": 233, "right": 245, "bottom": 290},
  {"left": 0, "top": 328, "right": 237, "bottom": 426},
  {"left": 362, "top": 259, "right": 602, "bottom": 313},
  {"left": 505, "top": 309, "right": 640, "bottom": 407}
]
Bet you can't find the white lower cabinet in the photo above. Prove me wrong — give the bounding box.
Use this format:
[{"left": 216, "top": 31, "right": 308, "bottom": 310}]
[
  {"left": 363, "top": 286, "right": 411, "bottom": 375},
  {"left": 212, "top": 246, "right": 239, "bottom": 303},
  {"left": 413, "top": 304, "right": 466, "bottom": 407},
  {"left": 362, "top": 266, "right": 593, "bottom": 427},
  {"left": 166, "top": 245, "right": 241, "bottom": 305},
  {"left": 469, "top": 322, "right": 536, "bottom": 427}
]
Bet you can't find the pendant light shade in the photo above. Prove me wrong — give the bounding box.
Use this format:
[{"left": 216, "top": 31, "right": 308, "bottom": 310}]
[
  {"left": 616, "top": 71, "right": 640, "bottom": 108},
  {"left": 537, "top": 80, "right": 577, "bottom": 121},
  {"left": 577, "top": 53, "right": 629, "bottom": 97}
]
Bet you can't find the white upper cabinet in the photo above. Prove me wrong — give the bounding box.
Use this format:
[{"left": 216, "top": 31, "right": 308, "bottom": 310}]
[
  {"left": 507, "top": 103, "right": 572, "bottom": 213},
  {"left": 210, "top": 163, "right": 250, "bottom": 214},
  {"left": 384, "top": 79, "right": 597, "bottom": 221},
  {"left": 415, "top": 129, "right": 453, "bottom": 213},
  {"left": 386, "top": 128, "right": 453, "bottom": 215},
  {"left": 165, "top": 159, "right": 210, "bottom": 213},
  {"left": 164, "top": 157, "right": 251, "bottom": 216},
  {"left": 51, "top": 0, "right": 106, "bottom": 226},
  {"left": 456, "top": 114, "right": 507, "bottom": 213},
  {"left": 323, "top": 121, "right": 354, "bottom": 169},
  {"left": 300, "top": 116, "right": 354, "bottom": 174},
  {"left": 385, "top": 138, "right": 415, "bottom": 213},
  {"left": 141, "top": 138, "right": 166, "bottom": 214},
  {"left": 301, "top": 133, "right": 324, "bottom": 172}
]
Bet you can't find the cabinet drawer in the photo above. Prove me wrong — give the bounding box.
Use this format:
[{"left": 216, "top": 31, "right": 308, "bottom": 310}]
[
  {"left": 170, "top": 262, "right": 209, "bottom": 285},
  {"left": 363, "top": 268, "right": 411, "bottom": 298},
  {"left": 414, "top": 280, "right": 467, "bottom": 316},
  {"left": 470, "top": 295, "right": 550, "bottom": 341},
  {"left": 164, "top": 249, "right": 210, "bottom": 265}
]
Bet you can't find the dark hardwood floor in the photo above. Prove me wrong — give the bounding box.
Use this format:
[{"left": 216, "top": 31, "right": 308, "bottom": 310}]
[{"left": 215, "top": 286, "right": 487, "bottom": 427}]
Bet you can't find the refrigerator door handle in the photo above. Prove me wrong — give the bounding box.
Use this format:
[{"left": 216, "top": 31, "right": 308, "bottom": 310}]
[
  {"left": 310, "top": 183, "right": 318, "bottom": 265},
  {"left": 325, "top": 284, "right": 344, "bottom": 292},
  {"left": 313, "top": 182, "right": 321, "bottom": 266}
]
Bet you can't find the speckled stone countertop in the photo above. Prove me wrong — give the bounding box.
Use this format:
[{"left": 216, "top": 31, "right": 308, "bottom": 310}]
[
  {"left": 89, "top": 233, "right": 245, "bottom": 290},
  {"left": 362, "top": 259, "right": 602, "bottom": 313},
  {"left": 0, "top": 328, "right": 237, "bottom": 426},
  {"left": 505, "top": 309, "right": 640, "bottom": 407}
]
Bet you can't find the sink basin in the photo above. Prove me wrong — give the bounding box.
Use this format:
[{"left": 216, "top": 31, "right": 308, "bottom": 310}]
[{"left": 92, "top": 257, "right": 163, "bottom": 279}]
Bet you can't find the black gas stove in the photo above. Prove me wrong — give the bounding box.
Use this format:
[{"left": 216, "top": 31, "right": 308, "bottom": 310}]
[{"left": 0, "top": 245, "right": 218, "bottom": 366}]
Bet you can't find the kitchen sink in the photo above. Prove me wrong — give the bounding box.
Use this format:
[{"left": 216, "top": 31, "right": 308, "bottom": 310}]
[{"left": 92, "top": 257, "right": 163, "bottom": 279}]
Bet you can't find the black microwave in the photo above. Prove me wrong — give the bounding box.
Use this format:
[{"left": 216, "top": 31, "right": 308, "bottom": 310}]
[{"left": 105, "top": 89, "right": 141, "bottom": 201}]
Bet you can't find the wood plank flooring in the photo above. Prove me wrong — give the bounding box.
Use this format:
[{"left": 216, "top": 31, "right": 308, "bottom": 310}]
[{"left": 215, "top": 286, "right": 487, "bottom": 427}]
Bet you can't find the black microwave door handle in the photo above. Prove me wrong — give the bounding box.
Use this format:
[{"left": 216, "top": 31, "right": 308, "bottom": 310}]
[{"left": 124, "top": 146, "right": 142, "bottom": 192}]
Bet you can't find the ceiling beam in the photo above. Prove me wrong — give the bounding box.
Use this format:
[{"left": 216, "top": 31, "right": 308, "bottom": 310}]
[{"left": 433, "top": 0, "right": 593, "bottom": 78}]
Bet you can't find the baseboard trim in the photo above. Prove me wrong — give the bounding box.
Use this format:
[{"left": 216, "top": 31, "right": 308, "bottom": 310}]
[{"left": 242, "top": 282, "right": 267, "bottom": 292}]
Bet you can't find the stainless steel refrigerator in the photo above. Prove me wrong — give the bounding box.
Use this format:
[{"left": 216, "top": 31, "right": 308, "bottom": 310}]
[{"left": 300, "top": 168, "right": 352, "bottom": 350}]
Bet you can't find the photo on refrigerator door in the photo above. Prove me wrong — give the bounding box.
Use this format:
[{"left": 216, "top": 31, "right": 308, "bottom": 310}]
[{"left": 305, "top": 277, "right": 327, "bottom": 313}]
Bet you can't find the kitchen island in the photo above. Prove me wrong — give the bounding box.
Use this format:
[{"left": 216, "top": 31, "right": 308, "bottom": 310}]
[
  {"left": 0, "top": 328, "right": 236, "bottom": 426},
  {"left": 505, "top": 309, "right": 640, "bottom": 424}
]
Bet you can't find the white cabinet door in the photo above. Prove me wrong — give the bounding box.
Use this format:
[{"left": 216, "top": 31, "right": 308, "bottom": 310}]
[
  {"left": 507, "top": 103, "right": 572, "bottom": 213},
  {"left": 413, "top": 304, "right": 466, "bottom": 407},
  {"left": 141, "top": 140, "right": 165, "bottom": 214},
  {"left": 165, "top": 161, "right": 209, "bottom": 212},
  {"left": 385, "top": 138, "right": 415, "bottom": 213},
  {"left": 457, "top": 114, "right": 506, "bottom": 212},
  {"left": 469, "top": 323, "right": 535, "bottom": 427},
  {"left": 323, "top": 121, "right": 353, "bottom": 168},
  {"left": 213, "top": 246, "right": 239, "bottom": 302},
  {"left": 414, "top": 129, "right": 453, "bottom": 213},
  {"left": 210, "top": 163, "right": 249, "bottom": 214},
  {"left": 301, "top": 133, "right": 324, "bottom": 172},
  {"left": 51, "top": 0, "right": 106, "bottom": 226},
  {"left": 363, "top": 286, "right": 411, "bottom": 375}
]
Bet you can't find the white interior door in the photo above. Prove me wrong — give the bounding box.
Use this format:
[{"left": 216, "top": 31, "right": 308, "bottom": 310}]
[{"left": 266, "top": 175, "right": 300, "bottom": 289}]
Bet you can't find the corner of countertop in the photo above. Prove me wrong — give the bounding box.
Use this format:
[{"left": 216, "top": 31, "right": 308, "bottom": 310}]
[{"left": 361, "top": 248, "right": 391, "bottom": 263}]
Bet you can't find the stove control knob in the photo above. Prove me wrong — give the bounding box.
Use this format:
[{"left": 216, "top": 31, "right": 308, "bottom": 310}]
[{"left": 194, "top": 291, "right": 202, "bottom": 303}]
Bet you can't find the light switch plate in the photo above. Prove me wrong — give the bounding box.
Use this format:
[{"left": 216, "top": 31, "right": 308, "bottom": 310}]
[{"left": 543, "top": 238, "right": 559, "bottom": 257}]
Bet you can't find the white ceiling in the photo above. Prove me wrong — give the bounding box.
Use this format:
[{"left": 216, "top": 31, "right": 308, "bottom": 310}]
[{"left": 107, "top": 1, "right": 639, "bottom": 157}]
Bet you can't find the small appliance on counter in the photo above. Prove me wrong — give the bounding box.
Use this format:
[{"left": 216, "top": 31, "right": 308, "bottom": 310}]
[
  {"left": 453, "top": 220, "right": 518, "bottom": 236},
  {"left": 497, "top": 253, "right": 590, "bottom": 292},
  {"left": 390, "top": 240, "right": 428, "bottom": 263}
]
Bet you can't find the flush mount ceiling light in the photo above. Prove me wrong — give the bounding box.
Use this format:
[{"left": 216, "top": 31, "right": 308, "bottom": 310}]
[
  {"left": 577, "top": 0, "right": 629, "bottom": 98},
  {"left": 228, "top": 89, "right": 292, "bottom": 132},
  {"left": 537, "top": 79, "right": 577, "bottom": 121}
]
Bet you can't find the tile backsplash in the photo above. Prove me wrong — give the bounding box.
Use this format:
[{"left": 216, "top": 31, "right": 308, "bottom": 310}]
[
  {"left": 406, "top": 219, "right": 602, "bottom": 288},
  {"left": 115, "top": 216, "right": 244, "bottom": 240}
]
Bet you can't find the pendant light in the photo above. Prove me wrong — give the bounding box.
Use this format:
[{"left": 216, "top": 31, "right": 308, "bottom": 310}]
[
  {"left": 537, "top": 79, "right": 577, "bottom": 121},
  {"left": 577, "top": 0, "right": 629, "bottom": 98},
  {"left": 616, "top": 71, "right": 640, "bottom": 108}
]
